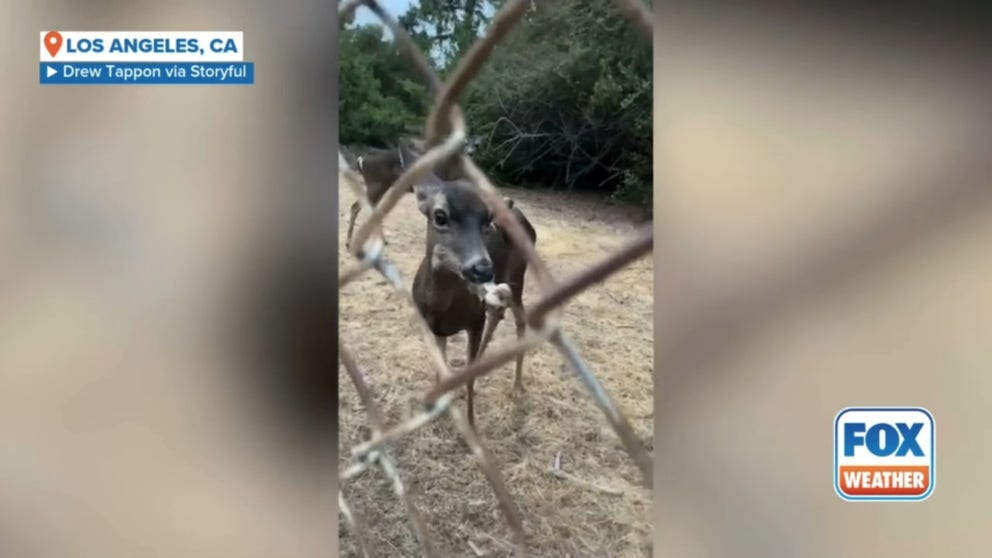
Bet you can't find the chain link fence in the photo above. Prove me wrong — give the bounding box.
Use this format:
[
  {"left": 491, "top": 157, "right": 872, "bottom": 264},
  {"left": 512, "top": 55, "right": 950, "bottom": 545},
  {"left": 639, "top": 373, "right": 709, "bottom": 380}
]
[{"left": 337, "top": 0, "right": 654, "bottom": 555}]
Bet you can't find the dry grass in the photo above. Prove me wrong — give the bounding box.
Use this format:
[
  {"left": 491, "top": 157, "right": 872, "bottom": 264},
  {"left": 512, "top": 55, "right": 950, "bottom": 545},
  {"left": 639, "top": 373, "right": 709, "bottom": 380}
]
[{"left": 338, "top": 182, "right": 654, "bottom": 557}]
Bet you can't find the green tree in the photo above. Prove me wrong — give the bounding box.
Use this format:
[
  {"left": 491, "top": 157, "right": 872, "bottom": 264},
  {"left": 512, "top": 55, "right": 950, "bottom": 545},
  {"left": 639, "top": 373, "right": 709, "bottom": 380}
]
[
  {"left": 463, "top": 0, "right": 653, "bottom": 210},
  {"left": 339, "top": 23, "right": 430, "bottom": 146},
  {"left": 400, "top": 0, "right": 495, "bottom": 69},
  {"left": 339, "top": 0, "right": 653, "bottom": 212}
]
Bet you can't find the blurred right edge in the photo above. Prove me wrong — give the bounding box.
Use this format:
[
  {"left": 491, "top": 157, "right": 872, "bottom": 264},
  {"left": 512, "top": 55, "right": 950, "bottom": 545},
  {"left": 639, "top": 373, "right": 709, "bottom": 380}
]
[{"left": 654, "top": 2, "right": 992, "bottom": 557}]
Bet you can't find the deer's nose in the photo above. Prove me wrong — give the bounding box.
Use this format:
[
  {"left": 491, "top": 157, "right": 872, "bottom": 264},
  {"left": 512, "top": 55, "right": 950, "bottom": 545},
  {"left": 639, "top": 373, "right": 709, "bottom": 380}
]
[{"left": 463, "top": 259, "right": 494, "bottom": 284}]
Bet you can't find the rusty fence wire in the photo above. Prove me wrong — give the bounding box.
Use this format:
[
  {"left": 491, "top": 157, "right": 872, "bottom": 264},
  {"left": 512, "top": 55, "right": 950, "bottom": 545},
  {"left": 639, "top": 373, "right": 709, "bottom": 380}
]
[{"left": 337, "top": 0, "right": 654, "bottom": 555}]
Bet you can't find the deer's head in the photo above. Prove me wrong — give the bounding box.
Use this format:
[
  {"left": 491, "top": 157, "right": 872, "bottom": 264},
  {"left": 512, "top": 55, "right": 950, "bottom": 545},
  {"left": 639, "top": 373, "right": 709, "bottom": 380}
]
[{"left": 414, "top": 175, "right": 497, "bottom": 285}]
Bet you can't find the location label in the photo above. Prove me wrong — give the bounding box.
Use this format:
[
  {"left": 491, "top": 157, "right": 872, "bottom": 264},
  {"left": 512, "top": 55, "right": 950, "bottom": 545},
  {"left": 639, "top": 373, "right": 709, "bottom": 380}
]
[{"left": 44, "top": 31, "right": 62, "bottom": 57}]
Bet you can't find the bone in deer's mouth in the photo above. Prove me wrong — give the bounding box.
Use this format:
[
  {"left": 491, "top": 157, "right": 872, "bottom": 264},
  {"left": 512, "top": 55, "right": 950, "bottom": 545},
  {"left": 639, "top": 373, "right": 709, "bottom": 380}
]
[{"left": 471, "top": 282, "right": 512, "bottom": 309}]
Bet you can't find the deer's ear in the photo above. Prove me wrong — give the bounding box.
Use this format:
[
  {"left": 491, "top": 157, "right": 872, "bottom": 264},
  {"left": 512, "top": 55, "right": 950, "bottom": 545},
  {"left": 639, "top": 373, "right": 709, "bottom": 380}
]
[
  {"left": 397, "top": 144, "right": 420, "bottom": 169},
  {"left": 504, "top": 197, "right": 514, "bottom": 209}
]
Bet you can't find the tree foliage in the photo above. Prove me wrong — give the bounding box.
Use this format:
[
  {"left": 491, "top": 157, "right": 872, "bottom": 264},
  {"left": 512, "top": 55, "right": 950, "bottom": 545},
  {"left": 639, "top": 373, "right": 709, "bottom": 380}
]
[
  {"left": 338, "top": 24, "right": 427, "bottom": 147},
  {"left": 400, "top": 0, "right": 493, "bottom": 68},
  {"left": 339, "top": 0, "right": 652, "bottom": 211},
  {"left": 463, "top": 0, "right": 652, "bottom": 208}
]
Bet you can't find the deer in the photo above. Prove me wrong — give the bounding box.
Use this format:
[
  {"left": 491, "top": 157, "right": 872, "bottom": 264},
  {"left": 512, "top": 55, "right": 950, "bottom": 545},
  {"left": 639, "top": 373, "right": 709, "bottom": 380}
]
[
  {"left": 411, "top": 169, "right": 536, "bottom": 428},
  {"left": 344, "top": 141, "right": 418, "bottom": 250},
  {"left": 344, "top": 137, "right": 480, "bottom": 250}
]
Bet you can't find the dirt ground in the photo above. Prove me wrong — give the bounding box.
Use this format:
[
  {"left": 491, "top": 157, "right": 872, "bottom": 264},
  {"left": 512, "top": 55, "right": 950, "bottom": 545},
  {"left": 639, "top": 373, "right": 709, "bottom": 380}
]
[{"left": 338, "top": 181, "right": 654, "bottom": 557}]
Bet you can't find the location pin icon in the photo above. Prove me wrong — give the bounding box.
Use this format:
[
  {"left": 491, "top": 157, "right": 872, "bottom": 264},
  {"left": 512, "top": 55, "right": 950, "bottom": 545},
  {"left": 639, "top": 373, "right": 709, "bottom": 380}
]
[{"left": 44, "top": 31, "right": 62, "bottom": 57}]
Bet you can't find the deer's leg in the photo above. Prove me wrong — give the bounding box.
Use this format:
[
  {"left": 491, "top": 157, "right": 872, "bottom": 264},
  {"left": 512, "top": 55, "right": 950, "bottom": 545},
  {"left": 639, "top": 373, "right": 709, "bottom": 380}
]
[
  {"left": 478, "top": 307, "right": 504, "bottom": 357},
  {"left": 345, "top": 200, "right": 361, "bottom": 249},
  {"left": 466, "top": 326, "right": 484, "bottom": 428},
  {"left": 511, "top": 293, "right": 526, "bottom": 396},
  {"left": 434, "top": 335, "right": 447, "bottom": 384}
]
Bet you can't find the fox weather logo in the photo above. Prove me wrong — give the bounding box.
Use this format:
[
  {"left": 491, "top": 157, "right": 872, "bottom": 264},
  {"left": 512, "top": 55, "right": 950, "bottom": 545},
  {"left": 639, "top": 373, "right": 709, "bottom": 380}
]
[{"left": 834, "top": 407, "right": 935, "bottom": 502}]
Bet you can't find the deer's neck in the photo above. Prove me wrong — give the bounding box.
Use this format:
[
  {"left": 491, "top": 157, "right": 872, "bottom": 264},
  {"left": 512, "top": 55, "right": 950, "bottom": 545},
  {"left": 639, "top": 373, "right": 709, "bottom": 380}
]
[
  {"left": 415, "top": 244, "right": 469, "bottom": 312},
  {"left": 423, "top": 269, "right": 464, "bottom": 309}
]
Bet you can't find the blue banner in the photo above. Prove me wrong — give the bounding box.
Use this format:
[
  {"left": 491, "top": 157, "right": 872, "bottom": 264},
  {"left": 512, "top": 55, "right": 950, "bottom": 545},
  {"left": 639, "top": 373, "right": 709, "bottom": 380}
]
[{"left": 40, "top": 62, "right": 254, "bottom": 85}]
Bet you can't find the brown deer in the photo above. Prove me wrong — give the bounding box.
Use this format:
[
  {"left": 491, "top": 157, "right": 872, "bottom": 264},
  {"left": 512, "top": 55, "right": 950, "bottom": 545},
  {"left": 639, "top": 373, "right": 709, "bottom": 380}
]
[
  {"left": 344, "top": 141, "right": 418, "bottom": 250},
  {"left": 411, "top": 171, "right": 536, "bottom": 428}
]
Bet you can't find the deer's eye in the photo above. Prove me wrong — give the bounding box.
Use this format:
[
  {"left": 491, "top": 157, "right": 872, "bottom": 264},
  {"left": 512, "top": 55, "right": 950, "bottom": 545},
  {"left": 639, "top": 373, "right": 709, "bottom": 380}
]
[{"left": 433, "top": 210, "right": 449, "bottom": 228}]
